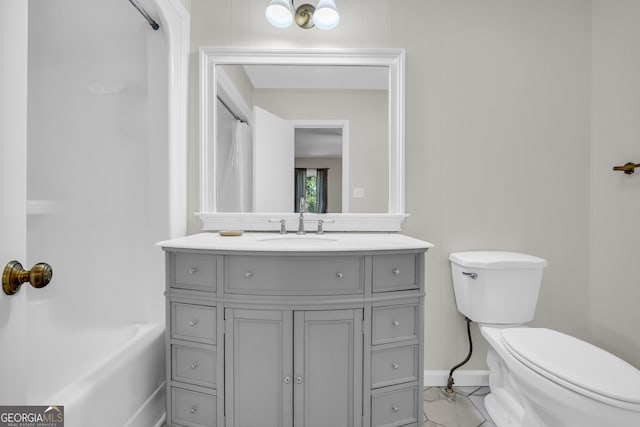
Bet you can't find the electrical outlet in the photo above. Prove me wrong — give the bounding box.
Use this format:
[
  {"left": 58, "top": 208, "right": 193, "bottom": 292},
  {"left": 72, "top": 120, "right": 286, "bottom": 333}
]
[{"left": 353, "top": 187, "right": 365, "bottom": 199}]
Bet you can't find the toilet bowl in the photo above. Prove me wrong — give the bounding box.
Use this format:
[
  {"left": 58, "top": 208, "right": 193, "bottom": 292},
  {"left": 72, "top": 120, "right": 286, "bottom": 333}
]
[{"left": 449, "top": 251, "right": 640, "bottom": 427}]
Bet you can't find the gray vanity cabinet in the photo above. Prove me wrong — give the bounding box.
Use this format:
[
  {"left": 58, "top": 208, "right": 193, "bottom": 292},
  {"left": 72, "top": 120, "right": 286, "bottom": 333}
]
[
  {"left": 224, "top": 308, "right": 363, "bottom": 427},
  {"left": 163, "top": 244, "right": 427, "bottom": 427}
]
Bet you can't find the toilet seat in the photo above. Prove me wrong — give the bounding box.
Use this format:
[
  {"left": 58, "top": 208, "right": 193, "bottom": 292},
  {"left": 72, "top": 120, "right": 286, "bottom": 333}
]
[{"left": 500, "top": 328, "right": 640, "bottom": 408}]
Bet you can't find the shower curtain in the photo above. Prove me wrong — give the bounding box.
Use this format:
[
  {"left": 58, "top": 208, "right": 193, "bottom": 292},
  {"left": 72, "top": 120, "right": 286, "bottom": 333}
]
[{"left": 222, "top": 120, "right": 252, "bottom": 212}]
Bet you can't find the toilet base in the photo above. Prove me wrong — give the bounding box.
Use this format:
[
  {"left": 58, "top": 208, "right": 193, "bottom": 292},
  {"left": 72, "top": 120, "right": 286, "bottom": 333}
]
[
  {"left": 484, "top": 393, "right": 519, "bottom": 427},
  {"left": 481, "top": 326, "right": 640, "bottom": 427}
]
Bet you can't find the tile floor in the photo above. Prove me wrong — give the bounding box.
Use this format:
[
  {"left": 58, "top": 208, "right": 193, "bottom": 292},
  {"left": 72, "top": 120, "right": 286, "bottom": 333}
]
[{"left": 424, "top": 386, "right": 496, "bottom": 427}]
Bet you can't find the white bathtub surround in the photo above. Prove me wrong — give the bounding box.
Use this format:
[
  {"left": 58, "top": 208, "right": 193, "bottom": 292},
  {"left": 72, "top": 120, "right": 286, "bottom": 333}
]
[{"left": 0, "top": 0, "right": 190, "bottom": 421}]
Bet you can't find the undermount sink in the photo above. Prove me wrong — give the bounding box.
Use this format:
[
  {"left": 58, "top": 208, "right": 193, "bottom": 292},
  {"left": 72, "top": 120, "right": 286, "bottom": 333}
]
[{"left": 257, "top": 235, "right": 338, "bottom": 243}]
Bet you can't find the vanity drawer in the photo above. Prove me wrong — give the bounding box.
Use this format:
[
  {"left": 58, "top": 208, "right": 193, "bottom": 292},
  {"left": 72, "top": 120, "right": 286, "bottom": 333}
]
[
  {"left": 173, "top": 253, "right": 216, "bottom": 291},
  {"left": 171, "top": 303, "right": 216, "bottom": 345},
  {"left": 372, "top": 304, "right": 418, "bottom": 345},
  {"left": 225, "top": 255, "right": 363, "bottom": 295},
  {"left": 372, "top": 345, "right": 418, "bottom": 388},
  {"left": 371, "top": 383, "right": 418, "bottom": 427},
  {"left": 373, "top": 254, "right": 417, "bottom": 292},
  {"left": 171, "top": 387, "right": 216, "bottom": 427},
  {"left": 172, "top": 345, "right": 217, "bottom": 388}
]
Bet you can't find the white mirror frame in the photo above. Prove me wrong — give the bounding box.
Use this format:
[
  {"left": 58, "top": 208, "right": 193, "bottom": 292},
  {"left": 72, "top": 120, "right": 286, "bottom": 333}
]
[{"left": 197, "top": 47, "right": 407, "bottom": 232}]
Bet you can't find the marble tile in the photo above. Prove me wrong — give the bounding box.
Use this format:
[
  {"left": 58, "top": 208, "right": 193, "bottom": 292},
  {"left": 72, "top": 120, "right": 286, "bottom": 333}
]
[
  {"left": 423, "top": 387, "right": 486, "bottom": 427},
  {"left": 468, "top": 393, "right": 491, "bottom": 424},
  {"left": 471, "top": 386, "right": 490, "bottom": 396}
]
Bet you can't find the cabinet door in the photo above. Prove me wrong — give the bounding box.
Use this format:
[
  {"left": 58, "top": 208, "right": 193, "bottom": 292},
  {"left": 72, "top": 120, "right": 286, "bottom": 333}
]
[
  {"left": 225, "top": 309, "right": 293, "bottom": 427},
  {"left": 294, "top": 310, "right": 363, "bottom": 427}
]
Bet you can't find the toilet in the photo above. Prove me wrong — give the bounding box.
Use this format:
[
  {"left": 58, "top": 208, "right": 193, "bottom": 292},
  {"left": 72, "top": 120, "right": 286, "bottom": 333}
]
[{"left": 449, "top": 251, "right": 640, "bottom": 427}]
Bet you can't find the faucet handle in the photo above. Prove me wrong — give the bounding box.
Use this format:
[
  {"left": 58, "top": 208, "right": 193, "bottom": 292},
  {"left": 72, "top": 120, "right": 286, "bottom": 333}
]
[
  {"left": 316, "top": 219, "right": 335, "bottom": 235},
  {"left": 299, "top": 197, "right": 308, "bottom": 213},
  {"left": 269, "top": 219, "right": 288, "bottom": 234}
]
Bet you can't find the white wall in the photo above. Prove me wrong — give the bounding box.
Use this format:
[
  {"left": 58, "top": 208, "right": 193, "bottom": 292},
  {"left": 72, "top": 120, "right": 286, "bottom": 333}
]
[{"left": 187, "top": 0, "right": 640, "bottom": 371}]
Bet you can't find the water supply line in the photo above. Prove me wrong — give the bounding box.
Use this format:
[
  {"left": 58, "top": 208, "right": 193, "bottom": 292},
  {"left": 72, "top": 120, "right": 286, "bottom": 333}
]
[
  {"left": 129, "top": 0, "right": 160, "bottom": 30},
  {"left": 444, "top": 317, "right": 473, "bottom": 395}
]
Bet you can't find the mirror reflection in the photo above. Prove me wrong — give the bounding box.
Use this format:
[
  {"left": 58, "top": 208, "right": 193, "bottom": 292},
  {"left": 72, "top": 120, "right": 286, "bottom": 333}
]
[{"left": 215, "top": 64, "right": 389, "bottom": 214}]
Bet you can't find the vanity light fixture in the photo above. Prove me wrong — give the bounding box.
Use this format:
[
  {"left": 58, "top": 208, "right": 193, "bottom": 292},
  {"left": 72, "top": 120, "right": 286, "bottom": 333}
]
[{"left": 266, "top": 0, "right": 340, "bottom": 30}]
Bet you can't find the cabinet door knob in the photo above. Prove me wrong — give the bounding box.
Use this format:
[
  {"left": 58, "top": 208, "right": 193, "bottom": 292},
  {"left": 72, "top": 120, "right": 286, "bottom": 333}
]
[
  {"left": 392, "top": 362, "right": 399, "bottom": 369},
  {"left": 392, "top": 267, "right": 400, "bottom": 275},
  {"left": 336, "top": 272, "right": 344, "bottom": 279},
  {"left": 392, "top": 320, "right": 400, "bottom": 327},
  {"left": 295, "top": 376, "right": 303, "bottom": 384},
  {"left": 392, "top": 404, "right": 399, "bottom": 413},
  {"left": 189, "top": 319, "right": 199, "bottom": 326},
  {"left": 190, "top": 405, "right": 199, "bottom": 414},
  {"left": 189, "top": 267, "right": 198, "bottom": 274},
  {"left": 245, "top": 271, "right": 253, "bottom": 279},
  {"left": 191, "top": 361, "right": 199, "bottom": 369},
  {"left": 284, "top": 376, "right": 291, "bottom": 384}
]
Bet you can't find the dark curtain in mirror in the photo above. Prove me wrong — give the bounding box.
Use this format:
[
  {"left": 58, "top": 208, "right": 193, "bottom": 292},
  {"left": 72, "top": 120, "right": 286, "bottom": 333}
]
[
  {"left": 316, "top": 168, "right": 328, "bottom": 214},
  {"left": 294, "top": 168, "right": 307, "bottom": 212}
]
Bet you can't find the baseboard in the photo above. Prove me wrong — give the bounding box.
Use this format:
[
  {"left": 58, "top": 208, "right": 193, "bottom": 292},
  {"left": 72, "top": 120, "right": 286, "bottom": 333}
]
[{"left": 424, "top": 370, "right": 489, "bottom": 387}]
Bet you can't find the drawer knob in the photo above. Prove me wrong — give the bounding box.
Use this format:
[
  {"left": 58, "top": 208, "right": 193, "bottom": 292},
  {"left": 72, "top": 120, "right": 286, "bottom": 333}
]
[
  {"left": 392, "top": 320, "right": 400, "bottom": 327},
  {"left": 191, "top": 361, "right": 199, "bottom": 369},
  {"left": 190, "top": 405, "right": 198, "bottom": 414},
  {"left": 245, "top": 271, "right": 253, "bottom": 279},
  {"left": 296, "top": 376, "right": 303, "bottom": 384},
  {"left": 189, "top": 319, "right": 199, "bottom": 326},
  {"left": 284, "top": 376, "right": 291, "bottom": 384},
  {"left": 392, "top": 267, "right": 400, "bottom": 275},
  {"left": 392, "top": 362, "right": 399, "bottom": 369},
  {"left": 392, "top": 404, "right": 399, "bottom": 413},
  {"left": 336, "top": 272, "right": 344, "bottom": 279},
  {"left": 189, "top": 267, "right": 198, "bottom": 274}
]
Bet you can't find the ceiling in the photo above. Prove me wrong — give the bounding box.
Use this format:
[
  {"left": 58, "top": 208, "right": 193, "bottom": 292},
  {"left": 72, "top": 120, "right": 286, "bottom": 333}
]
[{"left": 295, "top": 128, "right": 343, "bottom": 158}]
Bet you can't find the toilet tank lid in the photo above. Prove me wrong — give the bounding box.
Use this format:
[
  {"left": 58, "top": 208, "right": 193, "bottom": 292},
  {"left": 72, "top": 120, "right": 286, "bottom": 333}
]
[
  {"left": 449, "top": 251, "right": 547, "bottom": 269},
  {"left": 501, "top": 328, "right": 640, "bottom": 405}
]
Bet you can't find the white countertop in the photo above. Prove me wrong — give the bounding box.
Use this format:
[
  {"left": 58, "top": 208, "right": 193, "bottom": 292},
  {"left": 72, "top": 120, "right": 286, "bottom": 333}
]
[{"left": 157, "top": 232, "right": 433, "bottom": 253}]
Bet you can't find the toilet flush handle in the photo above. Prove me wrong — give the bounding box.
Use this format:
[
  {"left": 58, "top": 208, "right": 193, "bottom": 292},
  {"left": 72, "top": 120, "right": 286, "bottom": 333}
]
[{"left": 462, "top": 271, "right": 478, "bottom": 280}]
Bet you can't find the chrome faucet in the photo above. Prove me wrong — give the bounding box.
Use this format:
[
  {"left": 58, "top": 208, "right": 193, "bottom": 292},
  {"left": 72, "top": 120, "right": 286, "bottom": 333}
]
[{"left": 297, "top": 197, "right": 307, "bottom": 235}]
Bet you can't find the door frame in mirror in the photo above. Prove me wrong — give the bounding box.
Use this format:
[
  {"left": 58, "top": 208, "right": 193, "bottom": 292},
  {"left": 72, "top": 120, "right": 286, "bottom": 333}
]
[{"left": 197, "top": 47, "right": 408, "bottom": 232}]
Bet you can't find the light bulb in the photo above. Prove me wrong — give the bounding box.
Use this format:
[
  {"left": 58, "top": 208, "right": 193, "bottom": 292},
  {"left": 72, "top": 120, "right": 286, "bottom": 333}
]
[
  {"left": 266, "top": 0, "right": 294, "bottom": 28},
  {"left": 313, "top": 0, "right": 340, "bottom": 30}
]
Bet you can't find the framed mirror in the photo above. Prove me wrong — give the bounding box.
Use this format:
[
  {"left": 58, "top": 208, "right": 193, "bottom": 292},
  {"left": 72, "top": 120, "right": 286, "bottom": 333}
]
[{"left": 197, "top": 48, "right": 407, "bottom": 231}]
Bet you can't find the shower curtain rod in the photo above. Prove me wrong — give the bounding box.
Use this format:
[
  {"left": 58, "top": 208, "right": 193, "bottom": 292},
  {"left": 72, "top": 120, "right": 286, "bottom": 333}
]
[
  {"left": 217, "top": 96, "right": 247, "bottom": 124},
  {"left": 129, "top": 0, "right": 160, "bottom": 31}
]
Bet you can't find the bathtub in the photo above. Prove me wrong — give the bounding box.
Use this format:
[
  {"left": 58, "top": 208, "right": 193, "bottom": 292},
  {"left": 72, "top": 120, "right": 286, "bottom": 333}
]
[{"left": 27, "top": 315, "right": 165, "bottom": 427}]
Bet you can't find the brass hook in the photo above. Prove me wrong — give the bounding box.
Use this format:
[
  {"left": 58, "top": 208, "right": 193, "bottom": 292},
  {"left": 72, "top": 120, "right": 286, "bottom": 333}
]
[
  {"left": 613, "top": 162, "right": 640, "bottom": 175},
  {"left": 2, "top": 261, "right": 53, "bottom": 295}
]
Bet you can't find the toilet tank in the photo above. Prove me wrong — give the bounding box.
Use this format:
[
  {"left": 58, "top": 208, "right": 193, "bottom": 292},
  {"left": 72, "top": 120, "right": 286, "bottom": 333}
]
[{"left": 449, "top": 251, "right": 548, "bottom": 324}]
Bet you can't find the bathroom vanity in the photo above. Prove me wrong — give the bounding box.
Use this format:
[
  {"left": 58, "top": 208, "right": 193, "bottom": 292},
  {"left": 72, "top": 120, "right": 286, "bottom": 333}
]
[{"left": 159, "top": 232, "right": 432, "bottom": 427}]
